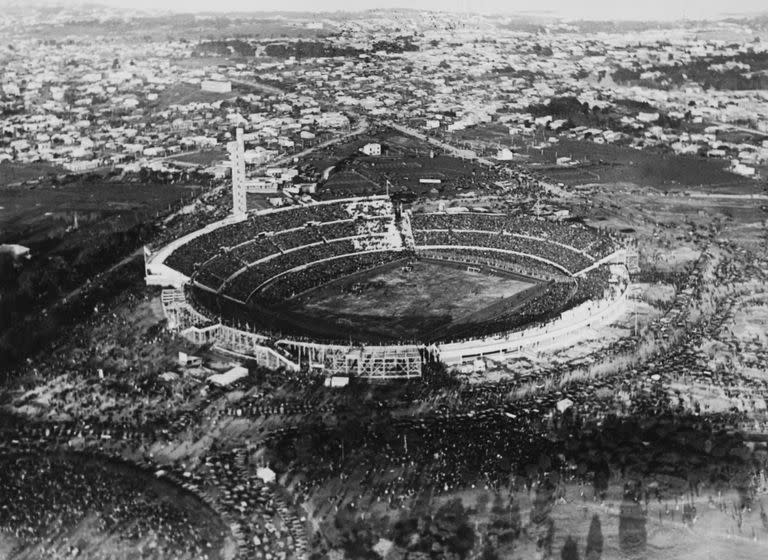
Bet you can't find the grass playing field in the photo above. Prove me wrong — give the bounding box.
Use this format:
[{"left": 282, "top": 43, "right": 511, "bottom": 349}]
[{"left": 293, "top": 260, "right": 537, "bottom": 341}]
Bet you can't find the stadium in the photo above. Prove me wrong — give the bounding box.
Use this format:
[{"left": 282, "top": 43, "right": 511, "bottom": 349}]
[{"left": 145, "top": 132, "right": 631, "bottom": 380}]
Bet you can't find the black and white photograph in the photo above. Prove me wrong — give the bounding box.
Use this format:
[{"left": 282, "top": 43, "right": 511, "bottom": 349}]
[{"left": 1, "top": 0, "right": 767, "bottom": 558}]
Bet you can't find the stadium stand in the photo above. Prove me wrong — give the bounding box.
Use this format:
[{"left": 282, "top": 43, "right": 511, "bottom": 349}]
[{"left": 156, "top": 198, "right": 624, "bottom": 351}]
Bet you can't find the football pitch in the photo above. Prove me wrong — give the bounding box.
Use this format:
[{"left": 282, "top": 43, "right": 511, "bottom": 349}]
[{"left": 293, "top": 260, "right": 537, "bottom": 341}]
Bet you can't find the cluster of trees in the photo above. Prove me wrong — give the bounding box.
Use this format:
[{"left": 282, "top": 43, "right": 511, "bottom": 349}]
[
  {"left": 257, "top": 37, "right": 419, "bottom": 60},
  {"left": 526, "top": 96, "right": 682, "bottom": 132},
  {"left": 371, "top": 37, "right": 419, "bottom": 54},
  {"left": 264, "top": 41, "right": 363, "bottom": 59},
  {"left": 321, "top": 487, "right": 606, "bottom": 559},
  {"left": 192, "top": 39, "right": 254, "bottom": 57},
  {"left": 390, "top": 497, "right": 476, "bottom": 559},
  {"left": 612, "top": 50, "right": 768, "bottom": 90}
]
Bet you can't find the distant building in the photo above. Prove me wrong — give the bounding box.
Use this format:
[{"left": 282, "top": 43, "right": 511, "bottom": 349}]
[
  {"left": 324, "top": 376, "right": 350, "bottom": 388},
  {"left": 201, "top": 80, "right": 232, "bottom": 94},
  {"left": 178, "top": 352, "right": 202, "bottom": 367},
  {"left": 731, "top": 161, "right": 756, "bottom": 177},
  {"left": 495, "top": 148, "right": 516, "bottom": 160},
  {"left": 64, "top": 160, "right": 99, "bottom": 172},
  {"left": 637, "top": 112, "right": 660, "bottom": 123},
  {"left": 360, "top": 143, "right": 381, "bottom": 156}
]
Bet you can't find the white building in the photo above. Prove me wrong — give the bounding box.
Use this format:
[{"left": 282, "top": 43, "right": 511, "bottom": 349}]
[
  {"left": 360, "top": 143, "right": 381, "bottom": 156},
  {"left": 201, "top": 80, "right": 232, "bottom": 93}
]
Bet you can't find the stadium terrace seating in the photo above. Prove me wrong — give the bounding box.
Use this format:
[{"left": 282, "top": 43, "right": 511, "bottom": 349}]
[
  {"left": 419, "top": 248, "right": 566, "bottom": 280},
  {"left": 412, "top": 229, "right": 593, "bottom": 274},
  {"left": 171, "top": 201, "right": 620, "bottom": 344},
  {"left": 231, "top": 237, "right": 281, "bottom": 263},
  {"left": 225, "top": 239, "right": 360, "bottom": 302},
  {"left": 259, "top": 251, "right": 406, "bottom": 302},
  {"left": 410, "top": 212, "right": 616, "bottom": 259},
  {"left": 193, "top": 253, "right": 247, "bottom": 290},
  {"left": 252, "top": 203, "right": 350, "bottom": 232},
  {"left": 571, "top": 266, "right": 612, "bottom": 304},
  {"left": 165, "top": 220, "right": 262, "bottom": 276},
  {"left": 272, "top": 227, "right": 323, "bottom": 251},
  {"left": 441, "top": 280, "right": 577, "bottom": 341},
  {"left": 165, "top": 198, "right": 397, "bottom": 278}
]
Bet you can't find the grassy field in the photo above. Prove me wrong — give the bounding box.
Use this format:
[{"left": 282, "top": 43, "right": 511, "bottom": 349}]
[
  {"left": 451, "top": 124, "right": 762, "bottom": 194},
  {"left": 0, "top": 161, "right": 65, "bottom": 187},
  {"left": 306, "top": 129, "right": 508, "bottom": 199},
  {"left": 295, "top": 261, "right": 535, "bottom": 340},
  {"left": 153, "top": 82, "right": 245, "bottom": 108},
  {"left": 0, "top": 181, "right": 200, "bottom": 246},
  {"left": 521, "top": 138, "right": 761, "bottom": 194}
]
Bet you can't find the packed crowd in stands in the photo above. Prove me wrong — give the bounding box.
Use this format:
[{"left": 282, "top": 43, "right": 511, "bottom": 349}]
[
  {"left": 225, "top": 240, "right": 360, "bottom": 302},
  {"left": 162, "top": 197, "right": 626, "bottom": 344},
  {"left": 410, "top": 212, "right": 616, "bottom": 259},
  {"left": 260, "top": 251, "right": 407, "bottom": 302},
  {"left": 165, "top": 219, "right": 266, "bottom": 276},
  {"left": 441, "top": 281, "right": 577, "bottom": 340},
  {"left": 193, "top": 253, "right": 246, "bottom": 291},
  {"left": 187, "top": 229, "right": 620, "bottom": 343},
  {"left": 419, "top": 248, "right": 567, "bottom": 281},
  {"left": 166, "top": 198, "right": 396, "bottom": 279},
  {"left": 413, "top": 229, "right": 593, "bottom": 274},
  {"left": 252, "top": 200, "right": 357, "bottom": 232},
  {"left": 231, "top": 237, "right": 282, "bottom": 266},
  {"left": 571, "top": 267, "right": 613, "bottom": 305}
]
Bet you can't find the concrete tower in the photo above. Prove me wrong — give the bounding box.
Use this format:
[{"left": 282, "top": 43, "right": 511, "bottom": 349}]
[{"left": 229, "top": 128, "right": 247, "bottom": 217}]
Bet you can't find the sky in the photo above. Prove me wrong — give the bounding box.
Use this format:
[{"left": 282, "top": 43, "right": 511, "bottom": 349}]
[{"left": 82, "top": 0, "right": 768, "bottom": 20}]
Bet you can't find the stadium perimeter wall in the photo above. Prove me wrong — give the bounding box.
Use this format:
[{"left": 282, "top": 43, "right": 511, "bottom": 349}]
[{"left": 435, "top": 275, "right": 630, "bottom": 365}]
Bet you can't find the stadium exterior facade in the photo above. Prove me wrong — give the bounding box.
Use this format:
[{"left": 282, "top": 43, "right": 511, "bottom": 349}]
[{"left": 146, "top": 196, "right": 630, "bottom": 379}]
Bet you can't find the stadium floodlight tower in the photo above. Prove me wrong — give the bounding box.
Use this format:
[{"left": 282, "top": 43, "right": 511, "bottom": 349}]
[{"left": 228, "top": 128, "right": 247, "bottom": 217}]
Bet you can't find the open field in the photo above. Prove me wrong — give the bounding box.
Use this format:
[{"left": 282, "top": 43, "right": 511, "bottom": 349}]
[
  {"left": 302, "top": 129, "right": 510, "bottom": 199},
  {"left": 153, "top": 81, "right": 256, "bottom": 108},
  {"left": 294, "top": 260, "right": 536, "bottom": 340},
  {"left": 0, "top": 181, "right": 200, "bottom": 246},
  {"left": 322, "top": 152, "right": 507, "bottom": 199},
  {"left": 451, "top": 124, "right": 762, "bottom": 194},
  {"left": 0, "top": 161, "right": 66, "bottom": 187},
  {"left": 520, "top": 138, "right": 762, "bottom": 194}
]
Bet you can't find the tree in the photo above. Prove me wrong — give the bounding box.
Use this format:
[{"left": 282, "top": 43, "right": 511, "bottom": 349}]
[
  {"left": 434, "top": 498, "right": 475, "bottom": 558},
  {"left": 585, "top": 514, "right": 603, "bottom": 560},
  {"left": 561, "top": 535, "right": 579, "bottom": 560},
  {"left": 481, "top": 543, "right": 500, "bottom": 560}
]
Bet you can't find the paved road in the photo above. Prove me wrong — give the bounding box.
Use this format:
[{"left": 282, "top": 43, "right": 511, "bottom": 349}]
[
  {"left": 383, "top": 120, "right": 500, "bottom": 166},
  {"left": 255, "top": 118, "right": 369, "bottom": 171}
]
